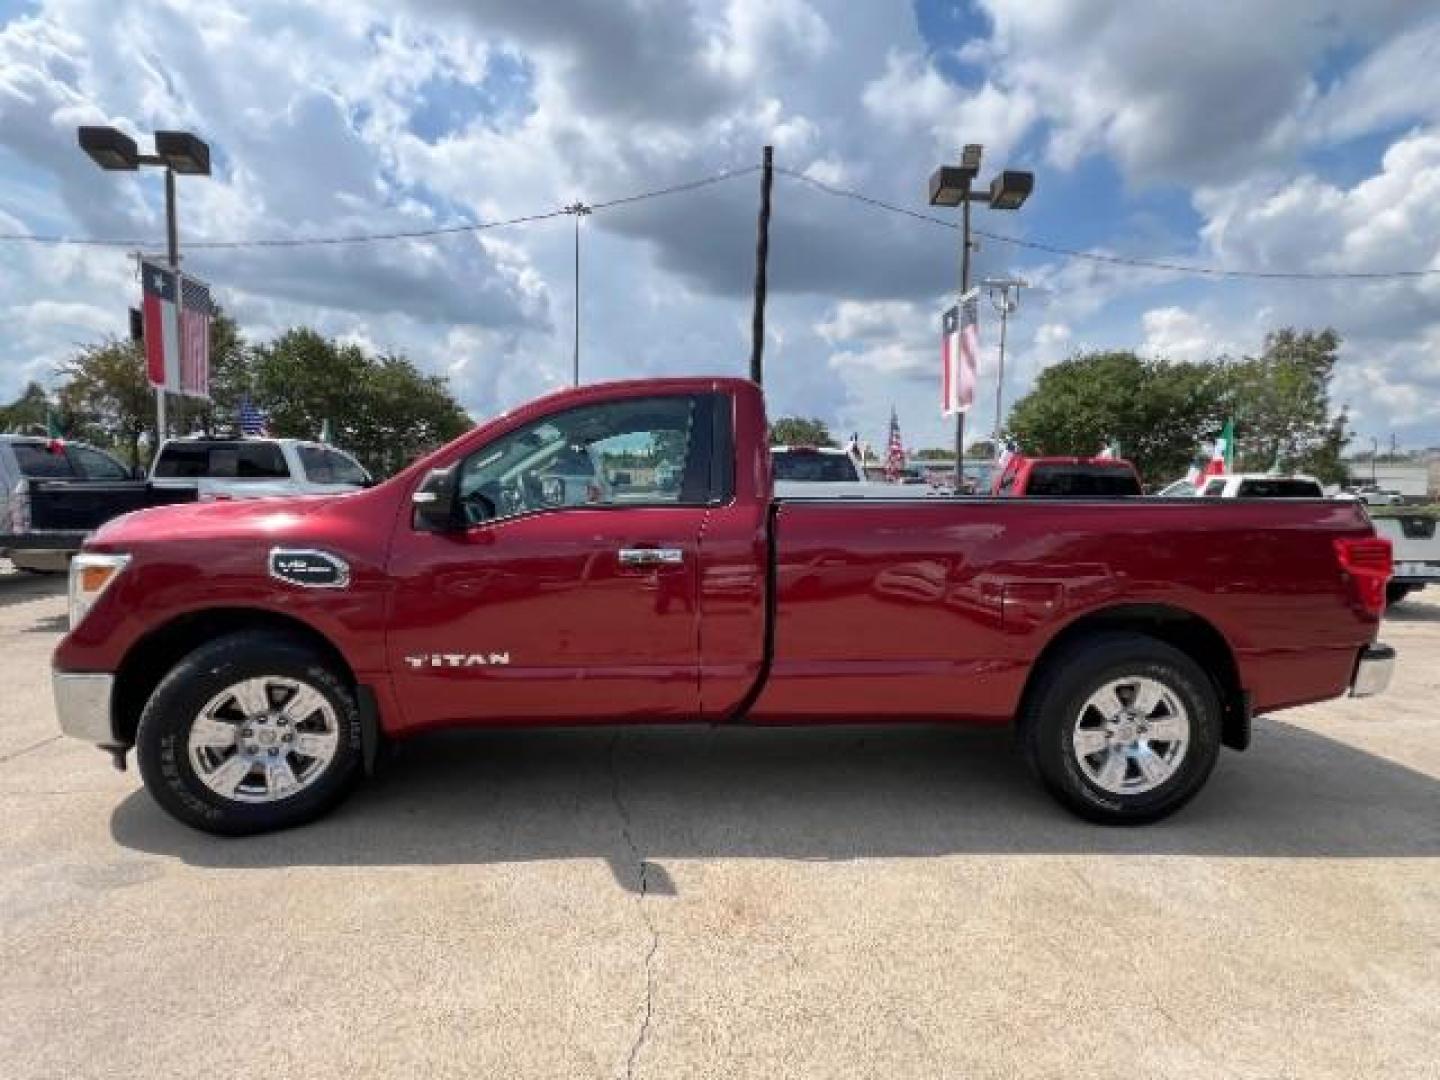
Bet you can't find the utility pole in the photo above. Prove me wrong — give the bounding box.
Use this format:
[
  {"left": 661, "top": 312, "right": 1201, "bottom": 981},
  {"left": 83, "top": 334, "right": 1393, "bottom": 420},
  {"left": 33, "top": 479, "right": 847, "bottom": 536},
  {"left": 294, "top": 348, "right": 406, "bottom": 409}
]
[
  {"left": 983, "top": 278, "right": 1026, "bottom": 451},
  {"left": 1372, "top": 436, "right": 1379, "bottom": 484},
  {"left": 750, "top": 145, "right": 774, "bottom": 385},
  {"left": 565, "top": 202, "right": 591, "bottom": 386}
]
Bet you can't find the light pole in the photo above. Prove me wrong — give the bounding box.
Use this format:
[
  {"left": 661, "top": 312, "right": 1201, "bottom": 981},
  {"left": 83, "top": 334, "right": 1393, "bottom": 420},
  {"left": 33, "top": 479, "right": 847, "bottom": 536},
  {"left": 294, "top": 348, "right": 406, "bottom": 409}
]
[
  {"left": 929, "top": 146, "right": 1034, "bottom": 491},
  {"left": 1371, "top": 436, "right": 1379, "bottom": 485},
  {"left": 78, "top": 126, "right": 210, "bottom": 441},
  {"left": 565, "top": 201, "right": 592, "bottom": 386},
  {"left": 983, "top": 277, "right": 1026, "bottom": 450}
]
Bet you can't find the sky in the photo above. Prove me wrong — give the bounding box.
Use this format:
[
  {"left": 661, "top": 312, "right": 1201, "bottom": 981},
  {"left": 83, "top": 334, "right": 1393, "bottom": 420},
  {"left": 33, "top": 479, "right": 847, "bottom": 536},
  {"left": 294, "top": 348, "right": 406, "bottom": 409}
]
[{"left": 2, "top": 0, "right": 1439, "bottom": 455}]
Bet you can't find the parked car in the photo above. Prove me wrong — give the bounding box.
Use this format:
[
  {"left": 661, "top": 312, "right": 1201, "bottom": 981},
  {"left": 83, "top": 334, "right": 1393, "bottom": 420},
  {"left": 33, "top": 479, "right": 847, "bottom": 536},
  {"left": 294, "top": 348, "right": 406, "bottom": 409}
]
[
  {"left": 1370, "top": 512, "right": 1440, "bottom": 605},
  {"left": 1353, "top": 484, "right": 1404, "bottom": 506},
  {"left": 1197, "top": 474, "right": 1325, "bottom": 499},
  {"left": 150, "top": 437, "right": 371, "bottom": 501},
  {"left": 992, "top": 455, "right": 1143, "bottom": 497},
  {"left": 54, "top": 377, "right": 1393, "bottom": 835},
  {"left": 0, "top": 435, "right": 196, "bottom": 572}
]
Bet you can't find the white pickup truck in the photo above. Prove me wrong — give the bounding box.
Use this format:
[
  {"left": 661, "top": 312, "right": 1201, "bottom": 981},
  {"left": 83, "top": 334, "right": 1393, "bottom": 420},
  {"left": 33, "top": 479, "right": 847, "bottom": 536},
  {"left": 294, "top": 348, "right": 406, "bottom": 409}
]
[
  {"left": 149, "top": 437, "right": 371, "bottom": 501},
  {"left": 1370, "top": 512, "right": 1440, "bottom": 605}
]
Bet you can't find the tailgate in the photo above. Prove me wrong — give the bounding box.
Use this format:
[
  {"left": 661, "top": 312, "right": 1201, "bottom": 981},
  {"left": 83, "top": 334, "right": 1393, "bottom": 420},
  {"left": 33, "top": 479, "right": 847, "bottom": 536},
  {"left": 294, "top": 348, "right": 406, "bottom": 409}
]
[{"left": 28, "top": 481, "right": 199, "bottom": 531}]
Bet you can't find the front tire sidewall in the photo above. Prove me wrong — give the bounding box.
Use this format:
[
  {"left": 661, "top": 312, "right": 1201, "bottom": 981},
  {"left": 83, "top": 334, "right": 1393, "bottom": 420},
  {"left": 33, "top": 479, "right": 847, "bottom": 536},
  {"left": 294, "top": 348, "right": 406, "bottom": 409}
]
[
  {"left": 1028, "top": 641, "right": 1221, "bottom": 824},
  {"left": 136, "top": 635, "right": 362, "bottom": 835}
]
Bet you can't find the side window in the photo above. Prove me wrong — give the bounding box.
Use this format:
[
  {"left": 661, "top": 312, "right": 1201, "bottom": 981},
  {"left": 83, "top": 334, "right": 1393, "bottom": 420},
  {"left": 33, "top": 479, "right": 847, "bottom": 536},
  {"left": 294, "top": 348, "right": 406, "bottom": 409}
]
[
  {"left": 68, "top": 445, "right": 131, "bottom": 480},
  {"left": 297, "top": 446, "right": 332, "bottom": 483},
  {"left": 1201, "top": 479, "right": 1226, "bottom": 497},
  {"left": 10, "top": 443, "right": 76, "bottom": 478},
  {"left": 325, "top": 449, "right": 370, "bottom": 486},
  {"left": 456, "top": 395, "right": 709, "bottom": 525}
]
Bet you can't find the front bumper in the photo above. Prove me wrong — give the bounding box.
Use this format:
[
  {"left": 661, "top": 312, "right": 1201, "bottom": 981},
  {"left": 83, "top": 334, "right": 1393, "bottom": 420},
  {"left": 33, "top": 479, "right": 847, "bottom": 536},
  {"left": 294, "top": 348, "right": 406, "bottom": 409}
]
[
  {"left": 52, "top": 671, "right": 117, "bottom": 746},
  {"left": 1350, "top": 644, "right": 1395, "bottom": 699}
]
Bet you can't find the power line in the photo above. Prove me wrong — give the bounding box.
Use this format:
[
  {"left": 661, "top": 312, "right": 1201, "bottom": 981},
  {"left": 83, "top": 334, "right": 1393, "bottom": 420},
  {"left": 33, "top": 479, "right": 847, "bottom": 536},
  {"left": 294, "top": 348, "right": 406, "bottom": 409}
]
[
  {"left": 0, "top": 164, "right": 759, "bottom": 250},
  {"left": 774, "top": 165, "right": 1440, "bottom": 282}
]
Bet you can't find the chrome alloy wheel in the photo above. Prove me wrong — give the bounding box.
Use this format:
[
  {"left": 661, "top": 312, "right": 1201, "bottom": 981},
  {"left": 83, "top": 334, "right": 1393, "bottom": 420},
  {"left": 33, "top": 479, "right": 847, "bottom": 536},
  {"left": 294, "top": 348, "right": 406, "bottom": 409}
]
[
  {"left": 1071, "top": 676, "right": 1190, "bottom": 795},
  {"left": 187, "top": 676, "right": 340, "bottom": 804}
]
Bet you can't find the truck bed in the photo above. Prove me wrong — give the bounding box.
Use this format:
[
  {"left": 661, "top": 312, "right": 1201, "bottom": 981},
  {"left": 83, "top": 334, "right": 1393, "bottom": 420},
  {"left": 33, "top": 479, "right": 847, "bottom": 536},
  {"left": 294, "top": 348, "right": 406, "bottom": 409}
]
[{"left": 753, "top": 496, "right": 1377, "bottom": 721}]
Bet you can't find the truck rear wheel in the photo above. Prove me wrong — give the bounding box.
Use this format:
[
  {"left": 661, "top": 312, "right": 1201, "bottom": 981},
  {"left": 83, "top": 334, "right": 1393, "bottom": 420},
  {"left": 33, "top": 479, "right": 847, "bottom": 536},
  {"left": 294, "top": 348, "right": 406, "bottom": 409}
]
[
  {"left": 1386, "top": 583, "right": 1412, "bottom": 607},
  {"left": 135, "top": 631, "right": 363, "bottom": 835},
  {"left": 1020, "top": 633, "right": 1222, "bottom": 825}
]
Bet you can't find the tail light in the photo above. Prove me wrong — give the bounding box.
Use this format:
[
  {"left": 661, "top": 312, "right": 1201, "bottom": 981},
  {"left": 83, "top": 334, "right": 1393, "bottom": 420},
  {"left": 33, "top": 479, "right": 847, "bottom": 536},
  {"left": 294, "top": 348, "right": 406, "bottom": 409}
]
[
  {"left": 1335, "top": 536, "right": 1392, "bottom": 617},
  {"left": 9, "top": 479, "right": 30, "bottom": 532}
]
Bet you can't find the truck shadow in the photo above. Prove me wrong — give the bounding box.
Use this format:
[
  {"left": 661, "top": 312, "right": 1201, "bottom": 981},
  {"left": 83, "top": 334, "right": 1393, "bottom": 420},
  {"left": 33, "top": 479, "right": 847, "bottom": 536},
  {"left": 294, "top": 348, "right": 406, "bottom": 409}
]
[
  {"left": 0, "top": 568, "right": 66, "bottom": 608},
  {"left": 110, "top": 719, "right": 1440, "bottom": 889}
]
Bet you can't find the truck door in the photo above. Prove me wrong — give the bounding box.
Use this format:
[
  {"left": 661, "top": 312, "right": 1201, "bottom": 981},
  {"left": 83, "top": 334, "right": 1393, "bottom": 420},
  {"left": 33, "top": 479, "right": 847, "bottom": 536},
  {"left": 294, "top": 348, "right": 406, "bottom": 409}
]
[{"left": 386, "top": 392, "right": 726, "bottom": 726}]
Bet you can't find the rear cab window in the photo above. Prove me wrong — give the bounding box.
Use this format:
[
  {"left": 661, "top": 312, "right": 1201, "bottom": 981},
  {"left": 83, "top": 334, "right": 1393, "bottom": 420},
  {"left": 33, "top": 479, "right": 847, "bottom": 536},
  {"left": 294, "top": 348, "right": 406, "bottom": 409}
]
[
  {"left": 153, "top": 441, "right": 291, "bottom": 480},
  {"left": 1235, "top": 478, "right": 1324, "bottom": 498},
  {"left": 1024, "top": 465, "right": 1142, "bottom": 497},
  {"left": 772, "top": 450, "right": 861, "bottom": 482}
]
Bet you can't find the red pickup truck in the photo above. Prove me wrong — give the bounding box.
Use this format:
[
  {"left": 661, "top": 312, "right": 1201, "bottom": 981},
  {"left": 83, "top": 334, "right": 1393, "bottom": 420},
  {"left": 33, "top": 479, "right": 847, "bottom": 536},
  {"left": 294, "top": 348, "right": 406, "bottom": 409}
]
[{"left": 53, "top": 377, "right": 1394, "bottom": 834}]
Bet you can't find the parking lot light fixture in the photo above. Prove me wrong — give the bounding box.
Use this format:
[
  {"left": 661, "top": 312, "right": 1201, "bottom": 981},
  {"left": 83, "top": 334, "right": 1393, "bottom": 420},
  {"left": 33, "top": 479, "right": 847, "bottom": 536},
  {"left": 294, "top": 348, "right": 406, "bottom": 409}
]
[
  {"left": 988, "top": 170, "right": 1034, "bottom": 210},
  {"left": 77, "top": 124, "right": 211, "bottom": 442},
  {"left": 154, "top": 130, "right": 211, "bottom": 176},
  {"left": 928, "top": 144, "right": 1036, "bottom": 491},
  {"left": 77, "top": 126, "right": 140, "bottom": 171}
]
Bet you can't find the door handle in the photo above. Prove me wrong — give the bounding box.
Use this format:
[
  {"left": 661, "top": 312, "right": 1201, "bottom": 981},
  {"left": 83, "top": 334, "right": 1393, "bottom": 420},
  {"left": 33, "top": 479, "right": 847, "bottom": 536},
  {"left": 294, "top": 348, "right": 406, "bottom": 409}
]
[{"left": 618, "top": 547, "right": 684, "bottom": 567}]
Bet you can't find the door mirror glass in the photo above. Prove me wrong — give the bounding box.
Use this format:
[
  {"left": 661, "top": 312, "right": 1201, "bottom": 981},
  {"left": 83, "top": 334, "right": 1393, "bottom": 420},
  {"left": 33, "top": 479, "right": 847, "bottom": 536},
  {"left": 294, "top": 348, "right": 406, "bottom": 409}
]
[{"left": 412, "top": 466, "right": 461, "bottom": 531}]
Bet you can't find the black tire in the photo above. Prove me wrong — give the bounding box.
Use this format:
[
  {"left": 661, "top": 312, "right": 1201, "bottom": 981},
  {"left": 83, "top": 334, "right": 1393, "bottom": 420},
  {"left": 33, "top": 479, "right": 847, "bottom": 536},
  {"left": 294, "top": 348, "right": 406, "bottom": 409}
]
[
  {"left": 1386, "top": 583, "right": 1412, "bottom": 607},
  {"left": 1020, "top": 632, "right": 1222, "bottom": 825},
  {"left": 135, "top": 631, "right": 363, "bottom": 835}
]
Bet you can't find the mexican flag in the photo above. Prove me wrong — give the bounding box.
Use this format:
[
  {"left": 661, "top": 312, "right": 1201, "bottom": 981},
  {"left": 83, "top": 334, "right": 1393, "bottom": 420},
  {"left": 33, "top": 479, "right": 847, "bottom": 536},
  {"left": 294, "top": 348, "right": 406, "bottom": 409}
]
[{"left": 1202, "top": 418, "right": 1235, "bottom": 478}]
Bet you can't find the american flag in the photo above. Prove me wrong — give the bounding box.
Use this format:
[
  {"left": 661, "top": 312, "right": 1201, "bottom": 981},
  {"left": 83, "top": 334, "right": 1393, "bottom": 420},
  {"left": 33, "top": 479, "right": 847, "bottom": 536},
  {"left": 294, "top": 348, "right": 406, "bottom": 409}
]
[
  {"left": 141, "top": 260, "right": 212, "bottom": 398},
  {"left": 238, "top": 397, "right": 268, "bottom": 436},
  {"left": 179, "top": 275, "right": 212, "bottom": 399},
  {"left": 884, "top": 406, "right": 905, "bottom": 482},
  {"left": 941, "top": 289, "right": 980, "bottom": 416}
]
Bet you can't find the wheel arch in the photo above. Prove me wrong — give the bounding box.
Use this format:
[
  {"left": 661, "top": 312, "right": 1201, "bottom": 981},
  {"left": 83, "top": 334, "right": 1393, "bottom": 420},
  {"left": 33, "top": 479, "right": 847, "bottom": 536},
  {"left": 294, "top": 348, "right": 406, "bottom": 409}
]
[
  {"left": 112, "top": 607, "right": 358, "bottom": 748},
  {"left": 1018, "top": 603, "right": 1250, "bottom": 751}
]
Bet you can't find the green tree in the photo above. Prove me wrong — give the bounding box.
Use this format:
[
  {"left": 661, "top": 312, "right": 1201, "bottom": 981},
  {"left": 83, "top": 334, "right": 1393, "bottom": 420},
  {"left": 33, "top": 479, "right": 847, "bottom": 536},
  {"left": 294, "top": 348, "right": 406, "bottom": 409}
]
[
  {"left": 55, "top": 341, "right": 154, "bottom": 466},
  {"left": 0, "top": 382, "right": 52, "bottom": 434},
  {"left": 768, "top": 416, "right": 835, "bottom": 447},
  {"left": 1218, "top": 328, "right": 1350, "bottom": 482},
  {"left": 252, "top": 329, "right": 469, "bottom": 476},
  {"left": 1007, "top": 350, "right": 1223, "bottom": 483}
]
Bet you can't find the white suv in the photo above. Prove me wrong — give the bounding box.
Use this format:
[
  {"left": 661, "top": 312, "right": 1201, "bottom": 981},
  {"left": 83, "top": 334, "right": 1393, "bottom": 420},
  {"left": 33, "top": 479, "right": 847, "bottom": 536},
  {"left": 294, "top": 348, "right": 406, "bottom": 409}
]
[{"left": 150, "top": 438, "right": 371, "bottom": 501}]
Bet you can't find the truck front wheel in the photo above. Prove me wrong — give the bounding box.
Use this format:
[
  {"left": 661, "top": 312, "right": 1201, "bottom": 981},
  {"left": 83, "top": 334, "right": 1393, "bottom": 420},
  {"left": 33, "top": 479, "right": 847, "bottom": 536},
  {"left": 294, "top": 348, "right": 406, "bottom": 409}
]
[
  {"left": 135, "top": 631, "right": 363, "bottom": 835},
  {"left": 1020, "top": 633, "right": 1222, "bottom": 825}
]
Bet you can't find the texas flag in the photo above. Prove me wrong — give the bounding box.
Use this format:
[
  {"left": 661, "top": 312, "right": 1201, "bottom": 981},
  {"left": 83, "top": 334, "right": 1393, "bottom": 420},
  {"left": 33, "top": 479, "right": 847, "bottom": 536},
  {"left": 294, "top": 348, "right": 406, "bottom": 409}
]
[
  {"left": 941, "top": 289, "right": 979, "bottom": 416},
  {"left": 141, "top": 260, "right": 212, "bottom": 399}
]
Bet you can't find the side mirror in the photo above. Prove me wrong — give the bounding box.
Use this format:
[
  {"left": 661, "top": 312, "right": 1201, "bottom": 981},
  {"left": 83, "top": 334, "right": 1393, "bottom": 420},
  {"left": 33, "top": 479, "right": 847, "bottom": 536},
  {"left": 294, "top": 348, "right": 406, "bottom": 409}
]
[
  {"left": 132, "top": 465, "right": 147, "bottom": 480},
  {"left": 412, "top": 466, "right": 460, "bottom": 531}
]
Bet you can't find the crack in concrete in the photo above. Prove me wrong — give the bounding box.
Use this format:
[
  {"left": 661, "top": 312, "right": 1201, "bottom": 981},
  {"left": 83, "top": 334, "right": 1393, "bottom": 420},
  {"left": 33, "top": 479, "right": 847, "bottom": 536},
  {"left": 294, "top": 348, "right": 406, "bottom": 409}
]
[
  {"left": 608, "top": 732, "right": 660, "bottom": 1080},
  {"left": 0, "top": 734, "right": 59, "bottom": 766}
]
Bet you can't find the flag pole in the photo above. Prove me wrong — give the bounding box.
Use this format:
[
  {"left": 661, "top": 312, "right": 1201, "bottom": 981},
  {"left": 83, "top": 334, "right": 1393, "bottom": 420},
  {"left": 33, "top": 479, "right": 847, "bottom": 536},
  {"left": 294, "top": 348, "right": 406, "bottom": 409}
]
[{"left": 158, "top": 166, "right": 179, "bottom": 446}]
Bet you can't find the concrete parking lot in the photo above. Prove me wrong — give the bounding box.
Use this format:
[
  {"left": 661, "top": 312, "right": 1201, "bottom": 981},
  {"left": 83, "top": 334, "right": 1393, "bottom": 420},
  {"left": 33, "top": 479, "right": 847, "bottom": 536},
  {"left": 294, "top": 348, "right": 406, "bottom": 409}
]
[{"left": 1, "top": 564, "right": 1437, "bottom": 1079}]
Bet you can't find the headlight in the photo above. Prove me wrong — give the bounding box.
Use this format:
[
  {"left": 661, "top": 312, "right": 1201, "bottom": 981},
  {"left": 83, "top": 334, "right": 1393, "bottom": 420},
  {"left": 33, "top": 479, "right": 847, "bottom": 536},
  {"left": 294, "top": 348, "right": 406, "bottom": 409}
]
[{"left": 68, "top": 553, "right": 130, "bottom": 630}]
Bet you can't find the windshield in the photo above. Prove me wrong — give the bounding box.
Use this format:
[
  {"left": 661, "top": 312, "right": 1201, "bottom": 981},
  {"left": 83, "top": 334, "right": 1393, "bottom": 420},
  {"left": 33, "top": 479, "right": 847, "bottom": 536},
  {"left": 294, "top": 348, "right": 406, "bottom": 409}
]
[{"left": 772, "top": 450, "right": 860, "bottom": 482}]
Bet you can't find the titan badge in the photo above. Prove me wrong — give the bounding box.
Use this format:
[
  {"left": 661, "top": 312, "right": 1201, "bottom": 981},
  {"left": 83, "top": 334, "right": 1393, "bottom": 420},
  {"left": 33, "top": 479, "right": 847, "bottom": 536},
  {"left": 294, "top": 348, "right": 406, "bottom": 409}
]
[{"left": 404, "top": 653, "right": 512, "bottom": 669}]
